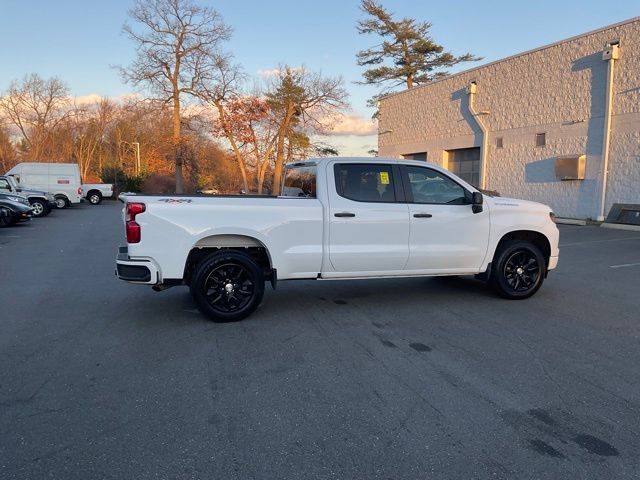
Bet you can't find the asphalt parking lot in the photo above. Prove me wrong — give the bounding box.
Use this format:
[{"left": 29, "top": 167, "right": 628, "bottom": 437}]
[{"left": 1, "top": 202, "right": 640, "bottom": 479}]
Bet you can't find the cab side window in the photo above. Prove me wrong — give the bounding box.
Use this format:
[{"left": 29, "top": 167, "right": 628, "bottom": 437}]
[
  {"left": 0, "top": 179, "right": 10, "bottom": 191},
  {"left": 406, "top": 166, "right": 467, "bottom": 205},
  {"left": 334, "top": 164, "right": 396, "bottom": 203}
]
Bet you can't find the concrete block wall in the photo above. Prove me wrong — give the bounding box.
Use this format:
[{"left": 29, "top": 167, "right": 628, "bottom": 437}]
[{"left": 379, "top": 18, "right": 640, "bottom": 219}]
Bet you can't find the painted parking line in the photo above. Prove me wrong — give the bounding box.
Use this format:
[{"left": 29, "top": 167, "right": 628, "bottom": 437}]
[
  {"left": 610, "top": 262, "right": 640, "bottom": 269},
  {"left": 560, "top": 236, "right": 640, "bottom": 247}
]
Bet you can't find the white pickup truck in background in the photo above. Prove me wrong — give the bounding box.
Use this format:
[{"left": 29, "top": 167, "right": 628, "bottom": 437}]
[
  {"left": 82, "top": 183, "right": 114, "bottom": 205},
  {"left": 116, "top": 157, "right": 559, "bottom": 322}
]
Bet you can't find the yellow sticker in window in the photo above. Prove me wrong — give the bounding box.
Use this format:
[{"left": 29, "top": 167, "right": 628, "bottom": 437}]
[{"left": 379, "top": 171, "right": 390, "bottom": 185}]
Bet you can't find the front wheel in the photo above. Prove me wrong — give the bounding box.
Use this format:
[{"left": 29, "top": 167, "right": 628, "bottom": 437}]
[
  {"left": 0, "top": 213, "right": 13, "bottom": 227},
  {"left": 30, "top": 199, "right": 47, "bottom": 217},
  {"left": 190, "top": 251, "right": 265, "bottom": 322},
  {"left": 490, "top": 241, "right": 546, "bottom": 299}
]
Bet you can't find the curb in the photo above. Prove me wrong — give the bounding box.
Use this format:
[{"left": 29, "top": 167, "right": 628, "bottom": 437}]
[
  {"left": 556, "top": 218, "right": 587, "bottom": 226},
  {"left": 601, "top": 223, "right": 640, "bottom": 232}
]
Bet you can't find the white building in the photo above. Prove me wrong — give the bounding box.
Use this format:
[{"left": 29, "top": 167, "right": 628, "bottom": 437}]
[{"left": 378, "top": 18, "right": 640, "bottom": 221}]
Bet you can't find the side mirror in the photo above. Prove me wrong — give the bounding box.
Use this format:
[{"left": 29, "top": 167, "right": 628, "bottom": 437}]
[{"left": 472, "top": 191, "right": 483, "bottom": 214}]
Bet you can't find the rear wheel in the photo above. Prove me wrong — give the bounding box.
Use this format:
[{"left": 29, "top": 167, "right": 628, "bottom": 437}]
[
  {"left": 29, "top": 199, "right": 47, "bottom": 217},
  {"left": 490, "top": 241, "right": 545, "bottom": 299},
  {"left": 190, "top": 251, "right": 265, "bottom": 322},
  {"left": 54, "top": 195, "right": 69, "bottom": 209},
  {"left": 88, "top": 191, "right": 102, "bottom": 205}
]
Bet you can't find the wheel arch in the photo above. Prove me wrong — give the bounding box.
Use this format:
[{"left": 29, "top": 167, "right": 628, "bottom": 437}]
[
  {"left": 183, "top": 234, "right": 273, "bottom": 285},
  {"left": 494, "top": 230, "right": 551, "bottom": 265}
]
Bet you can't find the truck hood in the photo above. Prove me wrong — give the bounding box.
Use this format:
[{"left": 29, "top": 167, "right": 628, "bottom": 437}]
[
  {"left": 18, "top": 188, "right": 48, "bottom": 196},
  {"left": 485, "top": 196, "right": 552, "bottom": 214},
  {"left": 0, "top": 193, "right": 30, "bottom": 204}
]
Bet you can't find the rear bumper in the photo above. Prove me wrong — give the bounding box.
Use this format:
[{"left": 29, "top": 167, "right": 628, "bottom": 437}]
[
  {"left": 548, "top": 255, "right": 559, "bottom": 271},
  {"left": 115, "top": 245, "right": 160, "bottom": 284}
]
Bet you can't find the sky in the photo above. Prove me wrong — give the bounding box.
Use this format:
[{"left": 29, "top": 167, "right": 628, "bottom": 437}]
[{"left": 1, "top": 0, "right": 638, "bottom": 155}]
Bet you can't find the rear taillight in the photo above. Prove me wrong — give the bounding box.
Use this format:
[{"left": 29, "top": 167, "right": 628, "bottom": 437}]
[
  {"left": 126, "top": 202, "right": 146, "bottom": 243},
  {"left": 78, "top": 187, "right": 82, "bottom": 195}
]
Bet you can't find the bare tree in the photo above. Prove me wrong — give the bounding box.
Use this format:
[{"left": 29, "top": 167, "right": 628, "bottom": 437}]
[
  {"left": 120, "top": 0, "right": 232, "bottom": 193},
  {"left": 200, "top": 59, "right": 253, "bottom": 192},
  {"left": 0, "top": 124, "right": 17, "bottom": 172},
  {"left": 0, "top": 73, "right": 73, "bottom": 160},
  {"left": 70, "top": 99, "right": 116, "bottom": 179},
  {"left": 266, "top": 67, "right": 349, "bottom": 195}
]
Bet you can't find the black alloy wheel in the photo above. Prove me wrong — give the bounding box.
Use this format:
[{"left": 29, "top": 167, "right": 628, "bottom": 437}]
[
  {"left": 503, "top": 250, "right": 540, "bottom": 293},
  {"left": 204, "top": 263, "right": 256, "bottom": 313},
  {"left": 490, "top": 240, "right": 545, "bottom": 299},
  {"left": 190, "top": 251, "right": 265, "bottom": 322}
]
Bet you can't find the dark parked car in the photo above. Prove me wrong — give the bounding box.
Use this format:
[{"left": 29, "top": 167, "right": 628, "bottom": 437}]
[
  {"left": 0, "top": 175, "right": 55, "bottom": 217},
  {"left": 0, "top": 197, "right": 33, "bottom": 227}
]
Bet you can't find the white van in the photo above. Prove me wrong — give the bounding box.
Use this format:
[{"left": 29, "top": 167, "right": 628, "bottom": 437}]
[{"left": 5, "top": 162, "right": 82, "bottom": 208}]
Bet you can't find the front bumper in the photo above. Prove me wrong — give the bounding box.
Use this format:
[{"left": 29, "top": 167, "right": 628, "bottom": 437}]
[
  {"left": 115, "top": 245, "right": 160, "bottom": 284},
  {"left": 548, "top": 255, "right": 559, "bottom": 271},
  {"left": 18, "top": 211, "right": 33, "bottom": 222}
]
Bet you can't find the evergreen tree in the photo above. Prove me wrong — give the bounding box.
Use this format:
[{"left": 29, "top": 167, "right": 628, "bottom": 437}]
[{"left": 356, "top": 0, "right": 481, "bottom": 93}]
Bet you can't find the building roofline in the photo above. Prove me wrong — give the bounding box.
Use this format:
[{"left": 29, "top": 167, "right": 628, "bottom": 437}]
[{"left": 380, "top": 16, "right": 640, "bottom": 102}]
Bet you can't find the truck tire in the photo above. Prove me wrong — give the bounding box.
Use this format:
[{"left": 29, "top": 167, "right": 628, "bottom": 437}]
[
  {"left": 88, "top": 190, "right": 102, "bottom": 205},
  {"left": 490, "top": 240, "right": 545, "bottom": 299},
  {"left": 190, "top": 250, "right": 265, "bottom": 322},
  {"left": 29, "top": 199, "right": 47, "bottom": 217},
  {"left": 54, "top": 195, "right": 69, "bottom": 209}
]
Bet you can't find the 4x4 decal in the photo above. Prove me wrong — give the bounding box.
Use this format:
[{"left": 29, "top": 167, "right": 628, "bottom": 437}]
[{"left": 158, "top": 198, "right": 193, "bottom": 203}]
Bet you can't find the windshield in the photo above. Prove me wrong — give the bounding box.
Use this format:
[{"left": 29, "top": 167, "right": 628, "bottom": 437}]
[
  {"left": 6, "top": 176, "right": 18, "bottom": 188},
  {"left": 282, "top": 165, "right": 317, "bottom": 198}
]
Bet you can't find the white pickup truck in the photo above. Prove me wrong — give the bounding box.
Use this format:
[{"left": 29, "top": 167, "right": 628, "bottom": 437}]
[
  {"left": 116, "top": 158, "right": 559, "bottom": 322},
  {"left": 82, "top": 183, "right": 114, "bottom": 205}
]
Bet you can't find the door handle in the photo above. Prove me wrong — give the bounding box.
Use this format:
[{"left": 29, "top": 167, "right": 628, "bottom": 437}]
[
  {"left": 413, "top": 213, "right": 433, "bottom": 218},
  {"left": 334, "top": 212, "right": 356, "bottom": 217}
]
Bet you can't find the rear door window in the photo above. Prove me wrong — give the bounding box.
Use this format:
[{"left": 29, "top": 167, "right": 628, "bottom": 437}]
[
  {"left": 334, "top": 164, "right": 396, "bottom": 203},
  {"left": 282, "top": 165, "right": 317, "bottom": 198}
]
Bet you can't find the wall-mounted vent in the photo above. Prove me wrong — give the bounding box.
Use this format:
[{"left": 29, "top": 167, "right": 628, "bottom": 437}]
[
  {"left": 535, "top": 133, "right": 546, "bottom": 147},
  {"left": 496, "top": 137, "right": 503, "bottom": 149},
  {"left": 555, "top": 154, "right": 586, "bottom": 180}
]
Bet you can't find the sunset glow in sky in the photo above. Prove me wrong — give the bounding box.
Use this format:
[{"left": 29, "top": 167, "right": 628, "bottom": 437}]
[{"left": 1, "top": 0, "right": 638, "bottom": 155}]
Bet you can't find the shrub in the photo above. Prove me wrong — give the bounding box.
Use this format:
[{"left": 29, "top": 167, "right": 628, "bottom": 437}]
[
  {"left": 101, "top": 167, "right": 144, "bottom": 194},
  {"left": 141, "top": 174, "right": 176, "bottom": 194}
]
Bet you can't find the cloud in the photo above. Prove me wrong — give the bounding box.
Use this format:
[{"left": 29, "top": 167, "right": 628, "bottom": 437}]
[
  {"left": 72, "top": 93, "right": 141, "bottom": 105},
  {"left": 328, "top": 113, "right": 377, "bottom": 136},
  {"left": 74, "top": 94, "right": 104, "bottom": 105},
  {"left": 257, "top": 66, "right": 306, "bottom": 78}
]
